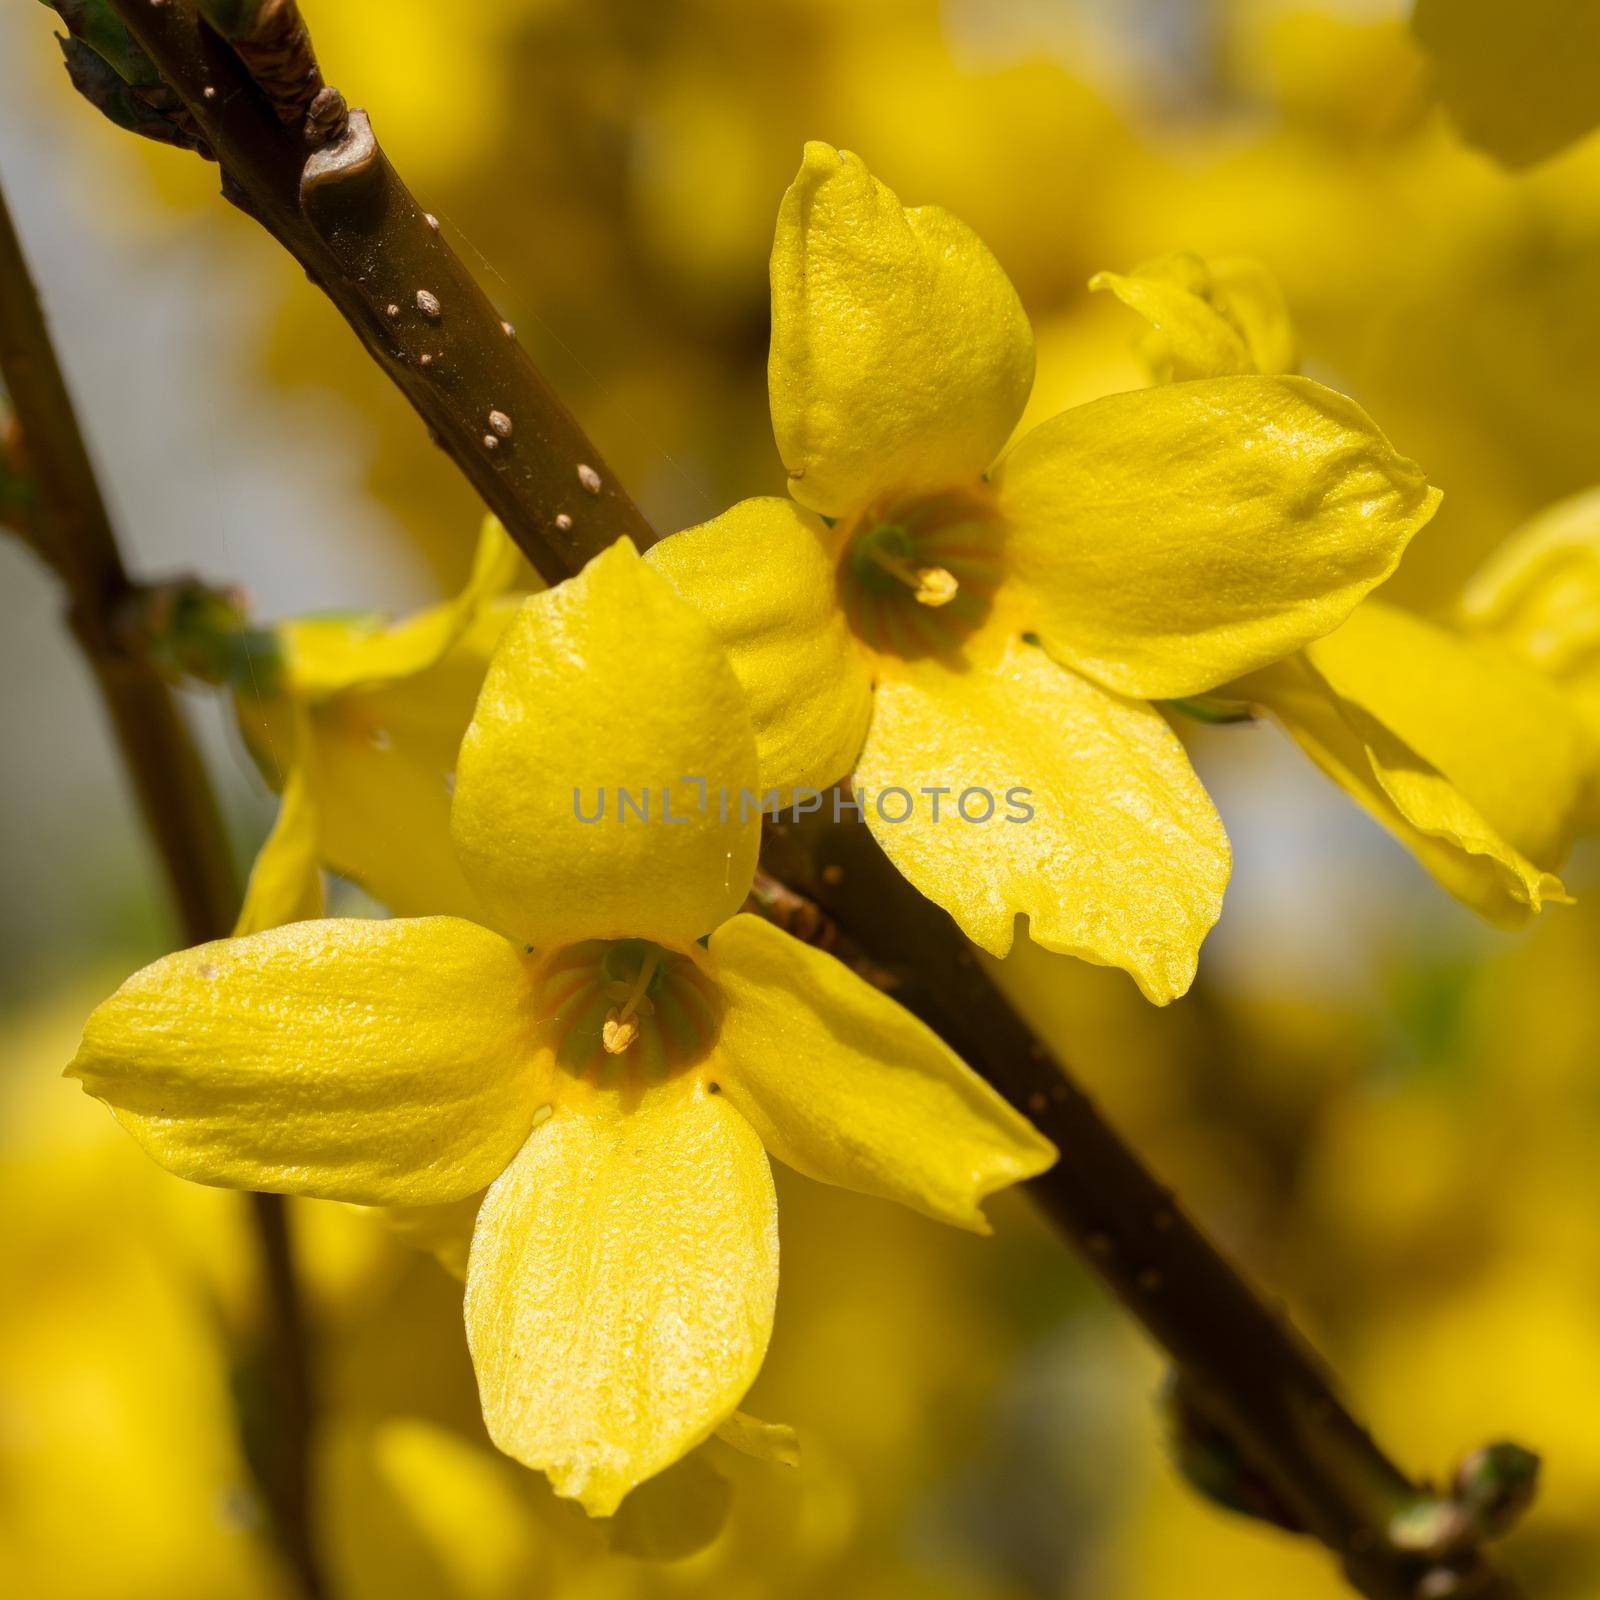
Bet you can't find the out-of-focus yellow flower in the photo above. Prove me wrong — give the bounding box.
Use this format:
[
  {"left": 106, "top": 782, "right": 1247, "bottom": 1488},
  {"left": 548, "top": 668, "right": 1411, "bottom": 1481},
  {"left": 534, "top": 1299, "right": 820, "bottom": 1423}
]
[
  {"left": 1230, "top": 4, "right": 1432, "bottom": 148},
  {"left": 1413, "top": 0, "right": 1600, "bottom": 169},
  {"left": 1089, "top": 251, "right": 1297, "bottom": 382},
  {"left": 654, "top": 145, "right": 1439, "bottom": 1002},
  {"left": 631, "top": 1, "right": 1128, "bottom": 312},
  {"left": 1459, "top": 486, "right": 1600, "bottom": 804},
  {"left": 321, "top": 1416, "right": 544, "bottom": 1600},
  {"left": 1239, "top": 604, "right": 1586, "bottom": 926},
  {"left": 0, "top": 1178, "right": 286, "bottom": 1600},
  {"left": 233, "top": 517, "right": 526, "bottom": 929},
  {"left": 71, "top": 540, "right": 1052, "bottom": 1516},
  {"left": 0, "top": 987, "right": 285, "bottom": 1600}
]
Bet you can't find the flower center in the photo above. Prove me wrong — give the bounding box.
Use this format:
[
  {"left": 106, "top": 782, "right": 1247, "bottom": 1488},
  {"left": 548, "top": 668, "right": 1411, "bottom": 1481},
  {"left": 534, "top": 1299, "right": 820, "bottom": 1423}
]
[
  {"left": 838, "top": 486, "right": 1003, "bottom": 659},
  {"left": 540, "top": 938, "right": 718, "bottom": 1083}
]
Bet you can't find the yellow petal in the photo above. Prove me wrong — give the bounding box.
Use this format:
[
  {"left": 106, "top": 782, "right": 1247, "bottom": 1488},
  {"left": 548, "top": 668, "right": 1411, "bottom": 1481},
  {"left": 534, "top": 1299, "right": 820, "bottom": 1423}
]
[
  {"left": 452, "top": 539, "right": 761, "bottom": 951},
  {"left": 303, "top": 599, "right": 517, "bottom": 922},
  {"left": 1242, "top": 650, "right": 1569, "bottom": 927},
  {"left": 1090, "top": 251, "right": 1296, "bottom": 381},
  {"left": 233, "top": 759, "right": 324, "bottom": 935},
  {"left": 714, "top": 1409, "right": 801, "bottom": 1468},
  {"left": 232, "top": 674, "right": 301, "bottom": 800},
  {"left": 1413, "top": 0, "right": 1600, "bottom": 168},
  {"left": 769, "top": 141, "right": 1034, "bottom": 517},
  {"left": 1307, "top": 601, "right": 1586, "bottom": 872},
  {"left": 647, "top": 497, "right": 872, "bottom": 794},
  {"left": 465, "top": 1083, "right": 777, "bottom": 1516},
  {"left": 996, "top": 376, "right": 1441, "bottom": 700},
  {"left": 708, "top": 913, "right": 1054, "bottom": 1226},
  {"left": 70, "top": 918, "right": 544, "bottom": 1204},
  {"left": 853, "top": 639, "right": 1229, "bottom": 1003},
  {"left": 1458, "top": 488, "right": 1600, "bottom": 764},
  {"left": 284, "top": 516, "right": 526, "bottom": 696}
]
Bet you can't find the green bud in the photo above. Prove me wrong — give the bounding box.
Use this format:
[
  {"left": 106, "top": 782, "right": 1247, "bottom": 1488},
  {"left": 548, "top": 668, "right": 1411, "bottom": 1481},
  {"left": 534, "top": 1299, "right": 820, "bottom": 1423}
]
[
  {"left": 1391, "top": 1441, "right": 1541, "bottom": 1559},
  {"left": 120, "top": 579, "right": 284, "bottom": 695},
  {"left": 1162, "top": 1377, "right": 1303, "bottom": 1532},
  {"left": 1454, "top": 1442, "right": 1540, "bottom": 1540}
]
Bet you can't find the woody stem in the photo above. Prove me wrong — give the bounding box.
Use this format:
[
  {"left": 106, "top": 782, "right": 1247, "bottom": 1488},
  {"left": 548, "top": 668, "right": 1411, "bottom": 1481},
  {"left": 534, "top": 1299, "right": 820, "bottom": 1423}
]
[
  {"left": 73, "top": 5, "right": 1521, "bottom": 1595},
  {"left": 109, "top": 0, "right": 655, "bottom": 585},
  {"left": 0, "top": 171, "right": 324, "bottom": 1600}
]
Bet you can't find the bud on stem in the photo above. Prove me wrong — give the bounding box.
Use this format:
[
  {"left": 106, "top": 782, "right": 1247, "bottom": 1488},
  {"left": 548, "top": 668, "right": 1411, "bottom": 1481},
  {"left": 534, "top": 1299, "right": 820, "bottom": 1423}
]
[
  {"left": 112, "top": 578, "right": 283, "bottom": 694},
  {"left": 195, "top": 0, "right": 341, "bottom": 143}
]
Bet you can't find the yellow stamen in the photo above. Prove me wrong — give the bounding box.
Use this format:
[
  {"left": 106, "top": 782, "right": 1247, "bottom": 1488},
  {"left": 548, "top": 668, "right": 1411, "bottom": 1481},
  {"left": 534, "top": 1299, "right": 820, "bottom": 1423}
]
[
  {"left": 864, "top": 544, "right": 959, "bottom": 608},
  {"left": 601, "top": 946, "right": 660, "bottom": 1054}
]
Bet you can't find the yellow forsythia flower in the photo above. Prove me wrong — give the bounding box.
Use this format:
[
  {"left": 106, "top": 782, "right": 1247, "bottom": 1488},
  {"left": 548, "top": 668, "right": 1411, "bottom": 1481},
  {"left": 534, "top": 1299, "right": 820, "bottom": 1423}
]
[
  {"left": 1101, "top": 251, "right": 1591, "bottom": 926},
  {"left": 69, "top": 540, "right": 1054, "bottom": 1517},
  {"left": 233, "top": 518, "right": 526, "bottom": 931},
  {"left": 650, "top": 144, "right": 1440, "bottom": 1003}
]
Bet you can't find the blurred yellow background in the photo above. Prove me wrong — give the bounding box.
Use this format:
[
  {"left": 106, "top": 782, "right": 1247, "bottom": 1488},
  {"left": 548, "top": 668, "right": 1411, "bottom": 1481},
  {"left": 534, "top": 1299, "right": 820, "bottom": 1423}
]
[{"left": 4, "top": 1, "right": 1599, "bottom": 1596}]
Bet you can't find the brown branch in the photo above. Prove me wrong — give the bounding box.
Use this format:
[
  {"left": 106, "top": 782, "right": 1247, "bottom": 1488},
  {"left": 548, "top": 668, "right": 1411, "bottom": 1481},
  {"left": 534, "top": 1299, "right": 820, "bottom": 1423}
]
[
  {"left": 0, "top": 169, "right": 323, "bottom": 1600},
  {"left": 75, "top": 6, "right": 1528, "bottom": 1595},
  {"left": 105, "top": 0, "right": 653, "bottom": 583}
]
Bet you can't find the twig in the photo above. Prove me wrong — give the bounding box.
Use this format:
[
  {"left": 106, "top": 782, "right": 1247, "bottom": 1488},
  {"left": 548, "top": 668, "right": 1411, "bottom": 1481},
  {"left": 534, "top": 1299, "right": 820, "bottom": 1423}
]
[
  {"left": 70, "top": 5, "right": 1528, "bottom": 1594},
  {"left": 0, "top": 169, "right": 323, "bottom": 1600},
  {"left": 100, "top": 0, "right": 653, "bottom": 583}
]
